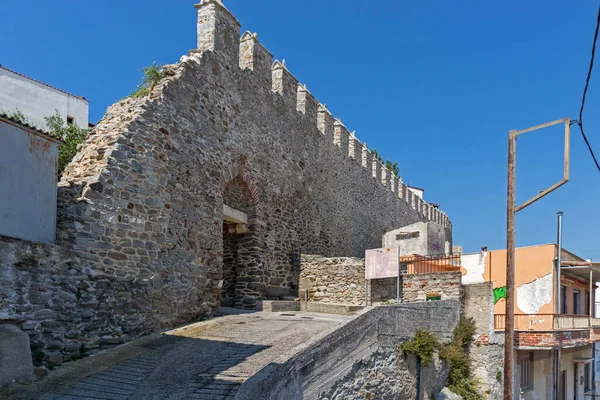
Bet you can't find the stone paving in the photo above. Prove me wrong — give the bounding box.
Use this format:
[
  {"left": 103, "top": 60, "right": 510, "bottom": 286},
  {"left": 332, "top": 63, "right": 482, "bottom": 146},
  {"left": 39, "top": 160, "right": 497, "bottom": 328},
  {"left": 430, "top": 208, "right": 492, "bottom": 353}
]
[{"left": 43, "top": 309, "right": 350, "bottom": 400}]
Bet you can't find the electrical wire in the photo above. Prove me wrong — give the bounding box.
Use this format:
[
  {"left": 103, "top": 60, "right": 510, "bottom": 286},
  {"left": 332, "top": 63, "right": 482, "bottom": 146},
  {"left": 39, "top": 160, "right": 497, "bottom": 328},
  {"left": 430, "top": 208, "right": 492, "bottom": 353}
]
[{"left": 578, "top": 7, "right": 600, "bottom": 172}]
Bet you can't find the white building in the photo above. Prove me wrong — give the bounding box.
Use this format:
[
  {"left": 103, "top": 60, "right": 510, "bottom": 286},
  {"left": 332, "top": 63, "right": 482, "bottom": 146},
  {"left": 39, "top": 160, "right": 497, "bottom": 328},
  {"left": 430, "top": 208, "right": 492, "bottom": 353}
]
[
  {"left": 407, "top": 185, "right": 424, "bottom": 199},
  {"left": 0, "top": 65, "right": 89, "bottom": 129}
]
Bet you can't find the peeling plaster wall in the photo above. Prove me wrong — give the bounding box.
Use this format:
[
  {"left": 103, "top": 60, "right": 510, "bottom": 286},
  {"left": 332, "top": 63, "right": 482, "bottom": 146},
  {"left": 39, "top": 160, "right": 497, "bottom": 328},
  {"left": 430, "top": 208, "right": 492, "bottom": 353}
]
[
  {"left": 460, "top": 245, "right": 557, "bottom": 315},
  {"left": 516, "top": 273, "right": 553, "bottom": 315},
  {"left": 460, "top": 252, "right": 487, "bottom": 285}
]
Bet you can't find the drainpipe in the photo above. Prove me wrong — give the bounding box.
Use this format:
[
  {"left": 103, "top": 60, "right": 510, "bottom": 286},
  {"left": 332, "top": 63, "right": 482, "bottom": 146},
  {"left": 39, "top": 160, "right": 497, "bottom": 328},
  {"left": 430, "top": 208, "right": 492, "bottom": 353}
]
[
  {"left": 555, "top": 212, "right": 563, "bottom": 400},
  {"left": 415, "top": 356, "right": 421, "bottom": 400},
  {"left": 557, "top": 212, "right": 564, "bottom": 314}
]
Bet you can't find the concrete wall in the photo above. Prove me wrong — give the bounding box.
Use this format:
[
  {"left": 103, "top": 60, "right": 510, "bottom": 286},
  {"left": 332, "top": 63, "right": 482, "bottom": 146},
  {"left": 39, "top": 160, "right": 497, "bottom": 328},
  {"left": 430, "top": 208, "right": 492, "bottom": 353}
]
[
  {"left": 382, "top": 221, "right": 450, "bottom": 256},
  {"left": 0, "top": 67, "right": 88, "bottom": 129},
  {"left": 0, "top": 120, "right": 59, "bottom": 243},
  {"left": 463, "top": 283, "right": 504, "bottom": 399},
  {"left": 235, "top": 301, "right": 460, "bottom": 400}
]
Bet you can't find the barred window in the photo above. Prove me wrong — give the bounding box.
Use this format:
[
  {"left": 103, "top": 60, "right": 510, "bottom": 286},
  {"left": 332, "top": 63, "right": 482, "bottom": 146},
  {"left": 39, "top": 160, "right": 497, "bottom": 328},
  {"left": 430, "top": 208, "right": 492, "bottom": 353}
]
[{"left": 519, "top": 352, "right": 534, "bottom": 391}]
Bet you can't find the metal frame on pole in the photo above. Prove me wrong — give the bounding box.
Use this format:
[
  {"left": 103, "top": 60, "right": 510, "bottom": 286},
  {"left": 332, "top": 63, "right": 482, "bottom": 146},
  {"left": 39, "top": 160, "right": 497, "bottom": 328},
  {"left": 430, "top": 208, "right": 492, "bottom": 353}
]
[
  {"left": 504, "top": 118, "right": 571, "bottom": 400},
  {"left": 557, "top": 212, "right": 564, "bottom": 314}
]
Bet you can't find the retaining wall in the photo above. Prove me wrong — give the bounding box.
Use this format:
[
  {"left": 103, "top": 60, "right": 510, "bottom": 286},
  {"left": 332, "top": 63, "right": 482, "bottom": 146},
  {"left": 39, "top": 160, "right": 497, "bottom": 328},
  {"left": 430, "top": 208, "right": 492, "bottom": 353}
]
[{"left": 235, "top": 301, "right": 460, "bottom": 400}]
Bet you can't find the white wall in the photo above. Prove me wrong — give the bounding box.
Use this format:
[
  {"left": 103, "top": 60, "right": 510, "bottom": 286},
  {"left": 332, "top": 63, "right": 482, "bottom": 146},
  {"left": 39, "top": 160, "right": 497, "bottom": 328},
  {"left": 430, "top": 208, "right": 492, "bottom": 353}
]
[
  {"left": 0, "top": 120, "right": 59, "bottom": 243},
  {"left": 382, "top": 221, "right": 449, "bottom": 256},
  {"left": 0, "top": 68, "right": 88, "bottom": 129},
  {"left": 407, "top": 186, "right": 424, "bottom": 199}
]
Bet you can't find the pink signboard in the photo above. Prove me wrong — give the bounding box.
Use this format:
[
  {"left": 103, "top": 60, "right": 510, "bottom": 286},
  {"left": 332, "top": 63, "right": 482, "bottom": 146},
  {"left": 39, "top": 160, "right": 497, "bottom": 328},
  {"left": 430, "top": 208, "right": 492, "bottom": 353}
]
[{"left": 365, "top": 247, "right": 399, "bottom": 280}]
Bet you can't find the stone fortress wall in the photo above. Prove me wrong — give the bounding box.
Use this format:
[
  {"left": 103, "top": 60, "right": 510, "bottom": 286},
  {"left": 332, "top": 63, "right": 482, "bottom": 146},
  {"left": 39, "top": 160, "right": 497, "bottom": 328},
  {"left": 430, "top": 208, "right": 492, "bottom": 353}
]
[
  {"left": 299, "top": 255, "right": 462, "bottom": 306},
  {"left": 56, "top": 0, "right": 451, "bottom": 311},
  {"left": 0, "top": 0, "right": 453, "bottom": 362}
]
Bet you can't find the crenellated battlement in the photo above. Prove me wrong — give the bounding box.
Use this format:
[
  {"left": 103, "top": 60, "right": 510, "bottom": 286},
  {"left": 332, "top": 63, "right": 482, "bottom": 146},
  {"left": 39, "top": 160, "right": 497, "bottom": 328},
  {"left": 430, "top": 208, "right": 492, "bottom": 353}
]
[
  {"left": 194, "top": 0, "right": 450, "bottom": 228},
  {"left": 25, "top": 0, "right": 454, "bottom": 349}
]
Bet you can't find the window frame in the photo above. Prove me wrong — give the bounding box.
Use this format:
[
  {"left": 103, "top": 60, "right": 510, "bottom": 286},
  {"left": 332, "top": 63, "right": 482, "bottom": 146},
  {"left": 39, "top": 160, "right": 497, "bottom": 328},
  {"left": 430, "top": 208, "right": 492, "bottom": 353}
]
[
  {"left": 574, "top": 289, "right": 582, "bottom": 315},
  {"left": 561, "top": 285, "right": 568, "bottom": 314},
  {"left": 586, "top": 291, "right": 591, "bottom": 316},
  {"left": 519, "top": 352, "right": 534, "bottom": 392}
]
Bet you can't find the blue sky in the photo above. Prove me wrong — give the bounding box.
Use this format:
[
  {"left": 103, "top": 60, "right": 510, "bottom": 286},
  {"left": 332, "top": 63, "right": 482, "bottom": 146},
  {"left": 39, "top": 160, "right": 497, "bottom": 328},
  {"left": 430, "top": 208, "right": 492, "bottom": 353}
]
[{"left": 2, "top": 1, "right": 599, "bottom": 257}]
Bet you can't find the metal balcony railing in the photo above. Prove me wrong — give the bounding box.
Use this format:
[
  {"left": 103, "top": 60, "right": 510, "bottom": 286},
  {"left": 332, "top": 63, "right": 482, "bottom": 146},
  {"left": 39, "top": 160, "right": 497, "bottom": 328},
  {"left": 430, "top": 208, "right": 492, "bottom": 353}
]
[
  {"left": 398, "top": 253, "right": 462, "bottom": 275},
  {"left": 494, "top": 314, "right": 600, "bottom": 331}
]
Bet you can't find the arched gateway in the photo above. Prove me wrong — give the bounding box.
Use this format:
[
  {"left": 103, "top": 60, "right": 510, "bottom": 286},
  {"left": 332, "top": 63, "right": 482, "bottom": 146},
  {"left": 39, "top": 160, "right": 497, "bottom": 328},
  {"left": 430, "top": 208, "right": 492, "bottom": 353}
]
[{"left": 219, "top": 159, "right": 265, "bottom": 308}]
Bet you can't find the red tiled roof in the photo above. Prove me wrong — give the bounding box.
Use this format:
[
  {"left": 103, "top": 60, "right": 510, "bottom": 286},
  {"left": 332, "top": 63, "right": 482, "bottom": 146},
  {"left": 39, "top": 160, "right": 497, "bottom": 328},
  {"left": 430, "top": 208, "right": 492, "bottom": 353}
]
[
  {"left": 0, "top": 64, "right": 87, "bottom": 101},
  {"left": 0, "top": 112, "right": 62, "bottom": 143}
]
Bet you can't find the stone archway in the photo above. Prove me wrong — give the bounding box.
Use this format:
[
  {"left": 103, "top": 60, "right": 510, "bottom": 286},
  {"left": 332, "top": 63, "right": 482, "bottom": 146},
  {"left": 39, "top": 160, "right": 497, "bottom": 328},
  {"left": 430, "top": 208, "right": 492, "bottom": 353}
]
[{"left": 220, "top": 158, "right": 264, "bottom": 309}]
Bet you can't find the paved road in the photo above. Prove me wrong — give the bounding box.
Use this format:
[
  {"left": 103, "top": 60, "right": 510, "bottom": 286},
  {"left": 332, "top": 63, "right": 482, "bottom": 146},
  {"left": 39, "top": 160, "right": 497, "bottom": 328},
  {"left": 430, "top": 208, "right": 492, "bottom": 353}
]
[{"left": 43, "top": 309, "right": 350, "bottom": 400}]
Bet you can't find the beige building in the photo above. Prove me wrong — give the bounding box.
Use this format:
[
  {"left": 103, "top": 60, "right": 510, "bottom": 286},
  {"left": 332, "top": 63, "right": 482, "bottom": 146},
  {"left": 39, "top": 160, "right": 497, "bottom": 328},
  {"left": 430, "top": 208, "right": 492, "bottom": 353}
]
[{"left": 461, "top": 244, "right": 600, "bottom": 399}]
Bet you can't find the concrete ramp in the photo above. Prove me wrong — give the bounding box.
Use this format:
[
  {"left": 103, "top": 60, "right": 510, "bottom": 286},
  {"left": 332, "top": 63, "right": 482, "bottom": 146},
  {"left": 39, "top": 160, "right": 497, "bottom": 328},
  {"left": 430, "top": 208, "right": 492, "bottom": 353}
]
[{"left": 236, "top": 301, "right": 460, "bottom": 400}]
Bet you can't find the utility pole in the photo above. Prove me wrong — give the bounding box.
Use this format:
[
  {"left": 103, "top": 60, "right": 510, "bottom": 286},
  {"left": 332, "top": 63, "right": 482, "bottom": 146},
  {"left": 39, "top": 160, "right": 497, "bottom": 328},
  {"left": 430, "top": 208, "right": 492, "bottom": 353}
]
[
  {"left": 504, "top": 131, "right": 516, "bottom": 400},
  {"left": 503, "top": 118, "right": 571, "bottom": 400}
]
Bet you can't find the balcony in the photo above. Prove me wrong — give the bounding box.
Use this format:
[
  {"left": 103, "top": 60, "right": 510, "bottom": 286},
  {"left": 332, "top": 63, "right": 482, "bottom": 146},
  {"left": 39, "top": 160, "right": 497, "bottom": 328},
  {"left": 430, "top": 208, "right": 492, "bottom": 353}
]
[{"left": 494, "top": 314, "right": 600, "bottom": 331}]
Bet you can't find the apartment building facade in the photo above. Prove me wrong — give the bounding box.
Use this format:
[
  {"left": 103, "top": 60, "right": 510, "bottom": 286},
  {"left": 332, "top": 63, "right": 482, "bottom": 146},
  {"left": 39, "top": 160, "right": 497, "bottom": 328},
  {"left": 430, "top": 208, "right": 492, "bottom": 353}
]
[{"left": 461, "top": 244, "right": 600, "bottom": 399}]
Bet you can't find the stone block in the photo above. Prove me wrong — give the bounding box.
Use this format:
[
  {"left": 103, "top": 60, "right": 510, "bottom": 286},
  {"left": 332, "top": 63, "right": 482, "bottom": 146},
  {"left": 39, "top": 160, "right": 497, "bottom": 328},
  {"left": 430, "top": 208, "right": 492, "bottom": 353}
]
[
  {"left": 255, "top": 300, "right": 300, "bottom": 312},
  {"left": 436, "top": 387, "right": 463, "bottom": 400},
  {"left": 0, "top": 324, "right": 34, "bottom": 387},
  {"left": 47, "top": 352, "right": 64, "bottom": 366}
]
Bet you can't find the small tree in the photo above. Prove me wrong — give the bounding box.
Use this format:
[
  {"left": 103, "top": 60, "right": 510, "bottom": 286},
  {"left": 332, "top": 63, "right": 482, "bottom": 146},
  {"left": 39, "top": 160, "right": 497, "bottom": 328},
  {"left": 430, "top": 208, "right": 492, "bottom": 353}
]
[
  {"left": 371, "top": 149, "right": 384, "bottom": 163},
  {"left": 44, "top": 111, "right": 90, "bottom": 175},
  {"left": 385, "top": 160, "right": 400, "bottom": 177},
  {"left": 129, "top": 62, "right": 165, "bottom": 98}
]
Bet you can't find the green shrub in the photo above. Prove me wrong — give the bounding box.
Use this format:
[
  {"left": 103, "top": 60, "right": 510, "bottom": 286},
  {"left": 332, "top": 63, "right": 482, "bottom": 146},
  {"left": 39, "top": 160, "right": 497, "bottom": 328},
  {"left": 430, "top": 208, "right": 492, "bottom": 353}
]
[
  {"left": 452, "top": 316, "right": 477, "bottom": 348},
  {"left": 400, "top": 317, "right": 483, "bottom": 400},
  {"left": 440, "top": 317, "right": 483, "bottom": 400},
  {"left": 448, "top": 378, "right": 483, "bottom": 400},
  {"left": 371, "top": 149, "right": 400, "bottom": 178},
  {"left": 44, "top": 111, "right": 90, "bottom": 175},
  {"left": 399, "top": 328, "right": 441, "bottom": 367},
  {"left": 129, "top": 62, "right": 165, "bottom": 98}
]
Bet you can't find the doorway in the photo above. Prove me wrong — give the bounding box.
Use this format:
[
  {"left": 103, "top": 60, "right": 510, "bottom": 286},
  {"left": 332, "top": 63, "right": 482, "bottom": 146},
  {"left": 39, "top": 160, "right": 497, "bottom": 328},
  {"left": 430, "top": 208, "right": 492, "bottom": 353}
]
[
  {"left": 221, "top": 175, "right": 256, "bottom": 308},
  {"left": 559, "top": 370, "right": 566, "bottom": 400},
  {"left": 573, "top": 364, "right": 578, "bottom": 400}
]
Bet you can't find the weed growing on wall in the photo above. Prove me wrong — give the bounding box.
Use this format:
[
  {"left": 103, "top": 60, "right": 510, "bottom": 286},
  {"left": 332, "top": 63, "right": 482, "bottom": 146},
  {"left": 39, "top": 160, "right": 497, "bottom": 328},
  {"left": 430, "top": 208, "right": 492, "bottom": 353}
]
[
  {"left": 2, "top": 108, "right": 31, "bottom": 125},
  {"left": 440, "top": 317, "right": 482, "bottom": 400},
  {"left": 400, "top": 328, "right": 440, "bottom": 366},
  {"left": 45, "top": 111, "right": 90, "bottom": 175},
  {"left": 128, "top": 62, "right": 166, "bottom": 98},
  {"left": 399, "top": 317, "right": 483, "bottom": 400},
  {"left": 371, "top": 149, "right": 400, "bottom": 178}
]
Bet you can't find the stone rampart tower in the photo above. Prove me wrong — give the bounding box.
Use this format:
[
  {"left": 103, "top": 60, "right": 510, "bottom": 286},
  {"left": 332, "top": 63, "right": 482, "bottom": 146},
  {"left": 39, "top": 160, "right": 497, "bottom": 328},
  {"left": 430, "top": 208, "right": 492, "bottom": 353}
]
[{"left": 48, "top": 0, "right": 452, "bottom": 324}]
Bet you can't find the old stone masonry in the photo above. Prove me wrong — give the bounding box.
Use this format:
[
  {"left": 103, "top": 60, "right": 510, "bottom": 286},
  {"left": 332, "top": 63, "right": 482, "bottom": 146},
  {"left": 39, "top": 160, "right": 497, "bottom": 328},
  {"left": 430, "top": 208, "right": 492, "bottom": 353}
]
[{"left": 0, "top": 0, "right": 452, "bottom": 363}]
